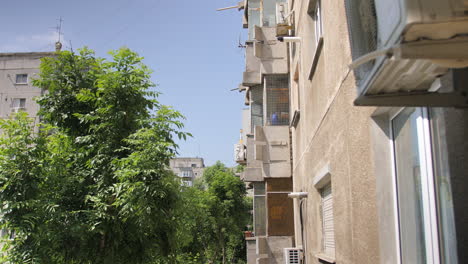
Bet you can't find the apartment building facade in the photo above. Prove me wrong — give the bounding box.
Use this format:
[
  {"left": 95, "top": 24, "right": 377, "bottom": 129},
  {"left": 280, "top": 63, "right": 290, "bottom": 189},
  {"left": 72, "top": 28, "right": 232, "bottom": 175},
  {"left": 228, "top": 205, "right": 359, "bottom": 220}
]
[
  {"left": 0, "top": 52, "right": 54, "bottom": 125},
  {"left": 231, "top": 0, "right": 468, "bottom": 264},
  {"left": 169, "top": 157, "right": 205, "bottom": 187}
]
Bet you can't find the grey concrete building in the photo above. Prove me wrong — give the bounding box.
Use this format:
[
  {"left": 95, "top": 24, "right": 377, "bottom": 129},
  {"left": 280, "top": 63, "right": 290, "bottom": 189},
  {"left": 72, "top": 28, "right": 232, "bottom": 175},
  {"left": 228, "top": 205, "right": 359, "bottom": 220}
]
[
  {"left": 169, "top": 157, "right": 205, "bottom": 187},
  {"left": 229, "top": 0, "right": 468, "bottom": 264},
  {"left": 0, "top": 52, "right": 54, "bottom": 126}
]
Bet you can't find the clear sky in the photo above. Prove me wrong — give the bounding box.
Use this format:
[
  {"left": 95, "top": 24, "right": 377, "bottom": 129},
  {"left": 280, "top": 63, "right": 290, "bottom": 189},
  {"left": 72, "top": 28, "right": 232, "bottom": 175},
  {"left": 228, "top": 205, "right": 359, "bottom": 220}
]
[{"left": 0, "top": 0, "right": 247, "bottom": 167}]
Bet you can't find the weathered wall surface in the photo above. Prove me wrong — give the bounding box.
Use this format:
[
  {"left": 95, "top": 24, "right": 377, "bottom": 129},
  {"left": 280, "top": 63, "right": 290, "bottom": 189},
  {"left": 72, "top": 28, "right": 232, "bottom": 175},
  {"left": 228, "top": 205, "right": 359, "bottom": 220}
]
[
  {"left": 0, "top": 53, "right": 50, "bottom": 122},
  {"left": 289, "top": 0, "right": 380, "bottom": 263}
]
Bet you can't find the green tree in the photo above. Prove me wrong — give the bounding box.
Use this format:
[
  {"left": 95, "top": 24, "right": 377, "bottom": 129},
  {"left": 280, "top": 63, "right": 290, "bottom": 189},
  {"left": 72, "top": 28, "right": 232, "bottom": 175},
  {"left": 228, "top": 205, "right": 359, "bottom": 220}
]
[
  {"left": 0, "top": 48, "right": 189, "bottom": 264},
  {"left": 174, "top": 162, "right": 250, "bottom": 264}
]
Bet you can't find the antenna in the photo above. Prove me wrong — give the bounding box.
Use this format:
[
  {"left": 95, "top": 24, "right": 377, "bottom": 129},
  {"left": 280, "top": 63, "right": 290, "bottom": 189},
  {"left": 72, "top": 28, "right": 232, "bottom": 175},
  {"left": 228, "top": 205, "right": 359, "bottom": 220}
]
[
  {"left": 54, "top": 17, "right": 64, "bottom": 51},
  {"left": 217, "top": 1, "right": 245, "bottom": 11},
  {"left": 238, "top": 34, "right": 246, "bottom": 49}
]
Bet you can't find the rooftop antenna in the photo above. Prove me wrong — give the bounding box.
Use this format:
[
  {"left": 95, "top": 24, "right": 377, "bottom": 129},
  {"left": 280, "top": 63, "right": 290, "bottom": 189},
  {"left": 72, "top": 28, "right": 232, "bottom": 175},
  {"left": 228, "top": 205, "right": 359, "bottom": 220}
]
[{"left": 54, "top": 17, "right": 64, "bottom": 51}]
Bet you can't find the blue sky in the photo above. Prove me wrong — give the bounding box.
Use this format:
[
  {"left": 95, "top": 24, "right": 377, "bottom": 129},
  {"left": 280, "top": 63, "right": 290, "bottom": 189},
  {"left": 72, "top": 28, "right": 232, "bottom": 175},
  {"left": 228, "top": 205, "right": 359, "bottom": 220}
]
[{"left": 0, "top": 0, "right": 247, "bottom": 166}]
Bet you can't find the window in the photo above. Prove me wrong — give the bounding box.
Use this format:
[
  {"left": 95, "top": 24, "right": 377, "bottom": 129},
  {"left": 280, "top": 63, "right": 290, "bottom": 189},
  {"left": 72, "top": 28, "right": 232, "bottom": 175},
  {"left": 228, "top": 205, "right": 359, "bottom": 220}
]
[
  {"left": 247, "top": 0, "right": 261, "bottom": 40},
  {"left": 15, "top": 74, "right": 28, "bottom": 84},
  {"left": 372, "top": 107, "right": 458, "bottom": 264},
  {"left": 250, "top": 85, "right": 264, "bottom": 129},
  {"left": 265, "top": 75, "right": 289, "bottom": 126},
  {"left": 182, "top": 180, "right": 193, "bottom": 187},
  {"left": 191, "top": 164, "right": 197, "bottom": 168},
  {"left": 313, "top": 0, "right": 323, "bottom": 46},
  {"left": 182, "top": 171, "right": 190, "bottom": 178},
  {"left": 313, "top": 164, "right": 335, "bottom": 261},
  {"left": 321, "top": 183, "right": 335, "bottom": 257},
  {"left": 253, "top": 182, "right": 266, "bottom": 236},
  {"left": 11, "top": 98, "right": 26, "bottom": 109},
  {"left": 391, "top": 108, "right": 439, "bottom": 264}
]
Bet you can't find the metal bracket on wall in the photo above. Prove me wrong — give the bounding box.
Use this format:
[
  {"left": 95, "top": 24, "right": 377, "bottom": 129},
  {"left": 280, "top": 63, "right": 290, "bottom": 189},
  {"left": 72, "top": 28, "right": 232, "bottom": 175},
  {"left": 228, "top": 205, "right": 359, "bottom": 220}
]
[{"left": 354, "top": 68, "right": 468, "bottom": 108}]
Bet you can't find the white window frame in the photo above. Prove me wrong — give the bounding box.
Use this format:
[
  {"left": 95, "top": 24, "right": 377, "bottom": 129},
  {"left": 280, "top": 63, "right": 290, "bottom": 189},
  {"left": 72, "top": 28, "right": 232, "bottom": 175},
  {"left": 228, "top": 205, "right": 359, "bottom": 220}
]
[
  {"left": 390, "top": 107, "right": 440, "bottom": 264},
  {"left": 15, "top": 74, "right": 28, "bottom": 84},
  {"left": 253, "top": 182, "right": 266, "bottom": 236}
]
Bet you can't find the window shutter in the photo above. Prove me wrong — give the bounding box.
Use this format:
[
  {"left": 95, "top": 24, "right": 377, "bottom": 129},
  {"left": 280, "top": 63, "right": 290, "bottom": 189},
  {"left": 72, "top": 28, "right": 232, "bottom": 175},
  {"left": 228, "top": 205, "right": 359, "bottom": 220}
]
[{"left": 321, "top": 183, "right": 335, "bottom": 256}]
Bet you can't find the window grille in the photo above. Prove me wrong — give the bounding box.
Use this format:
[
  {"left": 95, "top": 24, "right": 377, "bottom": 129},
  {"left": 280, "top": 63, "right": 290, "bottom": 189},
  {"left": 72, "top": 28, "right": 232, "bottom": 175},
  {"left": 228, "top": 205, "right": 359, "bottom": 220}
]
[
  {"left": 284, "top": 248, "right": 303, "bottom": 264},
  {"left": 265, "top": 75, "right": 289, "bottom": 126},
  {"left": 344, "top": 0, "right": 378, "bottom": 85}
]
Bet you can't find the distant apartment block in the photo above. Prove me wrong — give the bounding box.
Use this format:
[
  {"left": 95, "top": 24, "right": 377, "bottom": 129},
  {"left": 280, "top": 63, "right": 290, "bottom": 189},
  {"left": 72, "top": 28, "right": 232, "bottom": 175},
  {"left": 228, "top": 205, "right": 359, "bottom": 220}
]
[
  {"left": 169, "top": 157, "right": 205, "bottom": 187},
  {"left": 0, "top": 52, "right": 54, "bottom": 125}
]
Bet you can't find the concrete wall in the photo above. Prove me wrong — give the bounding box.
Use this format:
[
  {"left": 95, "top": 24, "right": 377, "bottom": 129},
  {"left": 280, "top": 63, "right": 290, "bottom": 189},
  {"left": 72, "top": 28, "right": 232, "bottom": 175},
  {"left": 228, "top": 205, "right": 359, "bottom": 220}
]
[
  {"left": 0, "top": 52, "right": 53, "bottom": 125},
  {"left": 289, "top": 1, "right": 380, "bottom": 263},
  {"left": 169, "top": 157, "right": 205, "bottom": 185},
  {"left": 256, "top": 236, "right": 293, "bottom": 264}
]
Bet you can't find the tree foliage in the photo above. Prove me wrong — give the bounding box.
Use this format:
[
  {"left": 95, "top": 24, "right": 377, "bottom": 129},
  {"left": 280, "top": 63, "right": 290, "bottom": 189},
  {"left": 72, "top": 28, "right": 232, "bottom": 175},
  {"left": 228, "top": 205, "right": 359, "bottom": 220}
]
[
  {"left": 0, "top": 48, "right": 190, "bottom": 264},
  {"left": 172, "top": 162, "right": 250, "bottom": 264}
]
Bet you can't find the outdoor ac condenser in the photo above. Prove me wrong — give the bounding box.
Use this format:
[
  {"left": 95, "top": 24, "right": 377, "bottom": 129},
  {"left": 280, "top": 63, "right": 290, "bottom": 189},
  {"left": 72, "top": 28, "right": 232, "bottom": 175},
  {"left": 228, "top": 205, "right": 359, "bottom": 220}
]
[
  {"left": 284, "top": 248, "right": 303, "bottom": 264},
  {"left": 234, "top": 143, "right": 246, "bottom": 163},
  {"left": 345, "top": 0, "right": 468, "bottom": 107}
]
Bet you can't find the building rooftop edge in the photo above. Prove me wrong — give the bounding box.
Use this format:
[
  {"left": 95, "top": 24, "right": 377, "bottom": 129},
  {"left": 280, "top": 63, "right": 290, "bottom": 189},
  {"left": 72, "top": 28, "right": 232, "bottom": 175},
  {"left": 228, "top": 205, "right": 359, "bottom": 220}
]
[{"left": 0, "top": 51, "right": 56, "bottom": 57}]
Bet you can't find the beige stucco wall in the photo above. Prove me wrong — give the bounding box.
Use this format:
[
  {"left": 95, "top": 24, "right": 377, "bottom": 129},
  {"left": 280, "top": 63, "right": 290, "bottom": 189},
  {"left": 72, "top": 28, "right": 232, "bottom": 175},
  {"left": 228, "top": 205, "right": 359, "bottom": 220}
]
[{"left": 289, "top": 1, "right": 380, "bottom": 263}]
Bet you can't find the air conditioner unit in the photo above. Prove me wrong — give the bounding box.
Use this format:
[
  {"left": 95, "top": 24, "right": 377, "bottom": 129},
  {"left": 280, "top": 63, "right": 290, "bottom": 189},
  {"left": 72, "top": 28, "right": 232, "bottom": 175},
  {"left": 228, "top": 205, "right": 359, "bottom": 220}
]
[
  {"left": 345, "top": 0, "right": 468, "bottom": 107},
  {"left": 276, "top": 2, "right": 292, "bottom": 36},
  {"left": 284, "top": 248, "right": 303, "bottom": 264},
  {"left": 234, "top": 143, "right": 246, "bottom": 163}
]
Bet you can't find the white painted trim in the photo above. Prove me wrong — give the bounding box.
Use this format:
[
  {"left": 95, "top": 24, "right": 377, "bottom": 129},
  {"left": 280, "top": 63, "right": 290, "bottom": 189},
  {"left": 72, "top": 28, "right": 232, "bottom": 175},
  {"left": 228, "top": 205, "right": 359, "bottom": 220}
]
[
  {"left": 418, "top": 108, "right": 440, "bottom": 264},
  {"left": 389, "top": 113, "right": 402, "bottom": 264},
  {"left": 390, "top": 107, "right": 440, "bottom": 264},
  {"left": 313, "top": 164, "right": 331, "bottom": 189}
]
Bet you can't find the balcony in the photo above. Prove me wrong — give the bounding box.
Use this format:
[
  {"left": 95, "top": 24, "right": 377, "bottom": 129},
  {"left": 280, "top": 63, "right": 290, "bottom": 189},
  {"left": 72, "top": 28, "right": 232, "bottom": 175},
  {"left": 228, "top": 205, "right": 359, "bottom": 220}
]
[
  {"left": 242, "top": 27, "right": 288, "bottom": 87},
  {"left": 254, "top": 126, "right": 291, "bottom": 178}
]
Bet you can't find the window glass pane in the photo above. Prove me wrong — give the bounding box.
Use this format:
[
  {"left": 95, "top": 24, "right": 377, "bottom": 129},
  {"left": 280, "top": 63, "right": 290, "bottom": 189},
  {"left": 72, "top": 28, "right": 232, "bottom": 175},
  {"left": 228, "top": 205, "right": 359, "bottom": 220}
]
[
  {"left": 262, "top": 0, "right": 287, "bottom": 27},
  {"left": 248, "top": 0, "right": 261, "bottom": 40},
  {"left": 15, "top": 74, "right": 27, "bottom": 84},
  {"left": 254, "top": 195, "right": 266, "bottom": 236},
  {"left": 262, "top": 0, "right": 276, "bottom": 26},
  {"left": 12, "top": 98, "right": 26, "bottom": 108},
  {"left": 251, "top": 85, "right": 264, "bottom": 128},
  {"left": 253, "top": 182, "right": 265, "bottom": 195},
  {"left": 392, "top": 108, "right": 427, "bottom": 264},
  {"left": 314, "top": 0, "right": 323, "bottom": 44}
]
